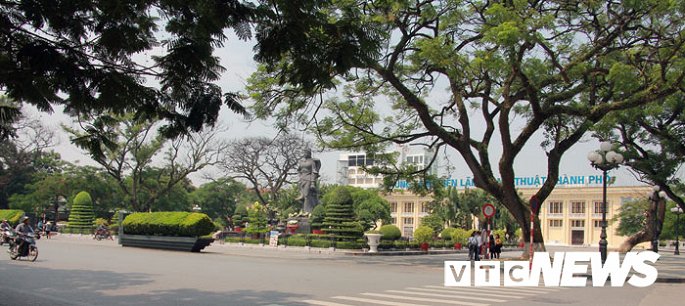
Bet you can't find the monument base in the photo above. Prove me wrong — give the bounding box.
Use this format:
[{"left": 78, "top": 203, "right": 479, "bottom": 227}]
[{"left": 287, "top": 217, "right": 311, "bottom": 234}]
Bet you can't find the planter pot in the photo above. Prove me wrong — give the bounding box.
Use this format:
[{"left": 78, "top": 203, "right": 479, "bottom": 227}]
[
  {"left": 420, "top": 242, "right": 429, "bottom": 252},
  {"left": 119, "top": 234, "right": 214, "bottom": 252},
  {"left": 454, "top": 242, "right": 462, "bottom": 250},
  {"left": 234, "top": 227, "right": 242, "bottom": 233},
  {"left": 311, "top": 229, "right": 324, "bottom": 235},
  {"left": 364, "top": 233, "right": 383, "bottom": 253}
]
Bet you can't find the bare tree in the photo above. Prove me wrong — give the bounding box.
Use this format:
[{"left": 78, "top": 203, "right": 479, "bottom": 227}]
[{"left": 218, "top": 134, "right": 309, "bottom": 207}]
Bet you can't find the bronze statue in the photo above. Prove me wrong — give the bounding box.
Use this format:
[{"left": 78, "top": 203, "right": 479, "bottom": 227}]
[{"left": 297, "top": 149, "right": 321, "bottom": 213}]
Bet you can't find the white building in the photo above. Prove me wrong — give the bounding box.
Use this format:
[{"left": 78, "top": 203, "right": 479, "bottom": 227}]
[{"left": 336, "top": 146, "right": 438, "bottom": 189}]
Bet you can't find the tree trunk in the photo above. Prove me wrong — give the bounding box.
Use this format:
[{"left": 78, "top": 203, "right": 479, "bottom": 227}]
[
  {"left": 617, "top": 197, "right": 666, "bottom": 252},
  {"left": 519, "top": 216, "right": 546, "bottom": 259}
]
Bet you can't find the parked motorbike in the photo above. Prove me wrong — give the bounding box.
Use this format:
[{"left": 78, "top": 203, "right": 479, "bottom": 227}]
[{"left": 8, "top": 233, "right": 38, "bottom": 262}]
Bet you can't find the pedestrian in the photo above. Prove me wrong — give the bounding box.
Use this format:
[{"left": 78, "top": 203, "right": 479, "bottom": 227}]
[
  {"left": 467, "top": 232, "right": 477, "bottom": 260},
  {"left": 45, "top": 221, "right": 52, "bottom": 239},
  {"left": 489, "top": 233, "right": 496, "bottom": 259},
  {"left": 494, "top": 234, "right": 503, "bottom": 259},
  {"left": 475, "top": 231, "right": 483, "bottom": 261}
]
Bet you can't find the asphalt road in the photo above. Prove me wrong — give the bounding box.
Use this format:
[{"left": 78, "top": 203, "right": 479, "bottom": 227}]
[{"left": 0, "top": 237, "right": 683, "bottom": 306}]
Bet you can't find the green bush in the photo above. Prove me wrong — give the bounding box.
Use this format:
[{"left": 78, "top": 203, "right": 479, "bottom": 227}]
[
  {"left": 0, "top": 209, "right": 24, "bottom": 226},
  {"left": 68, "top": 191, "right": 95, "bottom": 230},
  {"left": 122, "top": 212, "right": 214, "bottom": 237},
  {"left": 379, "top": 224, "right": 402, "bottom": 240},
  {"left": 450, "top": 228, "right": 472, "bottom": 245},
  {"left": 94, "top": 218, "right": 109, "bottom": 226},
  {"left": 338, "top": 240, "right": 363, "bottom": 249},
  {"left": 440, "top": 228, "right": 455, "bottom": 240},
  {"left": 414, "top": 226, "right": 435, "bottom": 244}
]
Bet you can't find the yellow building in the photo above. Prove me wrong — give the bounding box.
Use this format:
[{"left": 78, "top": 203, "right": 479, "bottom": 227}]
[{"left": 385, "top": 185, "right": 652, "bottom": 248}]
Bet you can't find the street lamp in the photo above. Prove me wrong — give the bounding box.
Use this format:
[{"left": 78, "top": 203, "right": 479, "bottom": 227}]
[
  {"left": 672, "top": 206, "right": 684, "bottom": 255},
  {"left": 648, "top": 186, "right": 668, "bottom": 253},
  {"left": 192, "top": 204, "right": 202, "bottom": 212},
  {"left": 588, "top": 141, "right": 623, "bottom": 264}
]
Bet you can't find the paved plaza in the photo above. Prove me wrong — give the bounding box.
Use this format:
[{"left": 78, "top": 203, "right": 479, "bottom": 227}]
[{"left": 0, "top": 235, "right": 683, "bottom": 306}]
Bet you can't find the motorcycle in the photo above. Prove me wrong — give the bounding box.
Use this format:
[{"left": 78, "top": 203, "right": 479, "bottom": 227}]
[
  {"left": 8, "top": 233, "right": 38, "bottom": 262},
  {"left": 1, "top": 229, "right": 15, "bottom": 246},
  {"left": 93, "top": 228, "right": 112, "bottom": 241}
]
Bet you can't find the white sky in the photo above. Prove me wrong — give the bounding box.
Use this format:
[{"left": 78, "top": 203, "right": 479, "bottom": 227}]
[{"left": 31, "top": 33, "right": 655, "bottom": 189}]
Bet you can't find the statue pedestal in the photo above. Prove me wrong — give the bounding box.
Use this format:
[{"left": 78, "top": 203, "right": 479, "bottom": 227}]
[{"left": 287, "top": 217, "right": 311, "bottom": 234}]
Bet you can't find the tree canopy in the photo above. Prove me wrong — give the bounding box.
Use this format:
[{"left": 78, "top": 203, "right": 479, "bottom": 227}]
[
  {"left": 248, "top": 0, "right": 685, "bottom": 249},
  {"left": 1, "top": 0, "right": 254, "bottom": 144}
]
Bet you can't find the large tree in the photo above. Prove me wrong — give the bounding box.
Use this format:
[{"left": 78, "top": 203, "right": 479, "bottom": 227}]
[
  {"left": 217, "top": 134, "right": 309, "bottom": 206},
  {"left": 190, "top": 178, "right": 246, "bottom": 221},
  {"left": 248, "top": 1, "right": 685, "bottom": 253},
  {"left": 66, "top": 115, "right": 226, "bottom": 212},
  {"left": 1, "top": 1, "right": 254, "bottom": 144},
  {"left": 0, "top": 113, "right": 58, "bottom": 208},
  {"left": 597, "top": 93, "right": 685, "bottom": 251}
]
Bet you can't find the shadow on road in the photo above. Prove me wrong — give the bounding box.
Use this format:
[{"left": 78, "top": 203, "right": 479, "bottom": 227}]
[{"left": 0, "top": 263, "right": 310, "bottom": 305}]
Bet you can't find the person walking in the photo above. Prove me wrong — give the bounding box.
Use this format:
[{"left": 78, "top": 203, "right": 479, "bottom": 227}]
[
  {"left": 474, "top": 231, "right": 483, "bottom": 261},
  {"left": 494, "top": 234, "right": 503, "bottom": 259},
  {"left": 468, "top": 232, "right": 478, "bottom": 260}
]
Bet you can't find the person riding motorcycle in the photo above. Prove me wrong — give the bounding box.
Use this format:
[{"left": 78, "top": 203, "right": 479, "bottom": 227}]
[
  {"left": 94, "top": 223, "right": 110, "bottom": 240},
  {"left": 14, "top": 216, "right": 34, "bottom": 256},
  {"left": 0, "top": 219, "right": 11, "bottom": 231},
  {"left": 1, "top": 219, "right": 12, "bottom": 245}
]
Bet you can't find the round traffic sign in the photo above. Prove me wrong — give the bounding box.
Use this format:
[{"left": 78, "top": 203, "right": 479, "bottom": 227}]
[{"left": 482, "top": 203, "right": 496, "bottom": 218}]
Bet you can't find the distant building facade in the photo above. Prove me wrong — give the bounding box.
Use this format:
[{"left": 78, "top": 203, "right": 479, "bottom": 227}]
[{"left": 336, "top": 149, "right": 652, "bottom": 248}]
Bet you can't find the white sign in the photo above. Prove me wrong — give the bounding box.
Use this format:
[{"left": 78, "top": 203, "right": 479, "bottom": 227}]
[
  {"left": 445, "top": 251, "right": 659, "bottom": 287},
  {"left": 269, "top": 231, "right": 279, "bottom": 247}
]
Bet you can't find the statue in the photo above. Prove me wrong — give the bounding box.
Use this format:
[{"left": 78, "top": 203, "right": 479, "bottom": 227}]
[{"left": 297, "top": 149, "right": 321, "bottom": 213}]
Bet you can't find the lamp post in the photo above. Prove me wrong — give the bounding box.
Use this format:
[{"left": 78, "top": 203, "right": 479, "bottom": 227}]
[
  {"left": 587, "top": 141, "right": 623, "bottom": 264},
  {"left": 672, "top": 206, "right": 683, "bottom": 255},
  {"left": 648, "top": 186, "right": 668, "bottom": 253},
  {"left": 192, "top": 204, "right": 202, "bottom": 212}
]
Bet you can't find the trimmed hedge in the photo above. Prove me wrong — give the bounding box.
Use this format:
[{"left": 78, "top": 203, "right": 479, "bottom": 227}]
[
  {"left": 0, "top": 209, "right": 25, "bottom": 226},
  {"left": 122, "top": 212, "right": 214, "bottom": 237},
  {"left": 379, "top": 224, "right": 402, "bottom": 240}
]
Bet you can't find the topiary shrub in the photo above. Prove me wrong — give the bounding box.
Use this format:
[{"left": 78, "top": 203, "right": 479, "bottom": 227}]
[
  {"left": 0, "top": 209, "right": 25, "bottom": 226},
  {"left": 245, "top": 202, "right": 269, "bottom": 235},
  {"left": 122, "top": 212, "right": 214, "bottom": 237},
  {"left": 379, "top": 224, "right": 402, "bottom": 240},
  {"left": 413, "top": 226, "right": 435, "bottom": 244},
  {"left": 69, "top": 191, "right": 95, "bottom": 231},
  {"left": 310, "top": 204, "right": 326, "bottom": 229},
  {"left": 322, "top": 187, "right": 363, "bottom": 241},
  {"left": 232, "top": 205, "right": 248, "bottom": 228}
]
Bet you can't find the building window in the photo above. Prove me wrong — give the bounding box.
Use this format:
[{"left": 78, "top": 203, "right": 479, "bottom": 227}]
[
  {"left": 390, "top": 202, "right": 397, "bottom": 213},
  {"left": 549, "top": 220, "right": 563, "bottom": 227},
  {"left": 404, "top": 202, "right": 415, "bottom": 213},
  {"left": 593, "top": 201, "right": 604, "bottom": 214},
  {"left": 571, "top": 201, "right": 586, "bottom": 214},
  {"left": 403, "top": 217, "right": 414, "bottom": 225},
  {"left": 348, "top": 154, "right": 374, "bottom": 167},
  {"left": 548, "top": 201, "right": 563, "bottom": 214},
  {"left": 391, "top": 218, "right": 397, "bottom": 225},
  {"left": 570, "top": 220, "right": 585, "bottom": 228},
  {"left": 403, "top": 226, "right": 414, "bottom": 238},
  {"left": 420, "top": 202, "right": 430, "bottom": 213},
  {"left": 593, "top": 220, "right": 602, "bottom": 228},
  {"left": 406, "top": 155, "right": 424, "bottom": 165}
]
